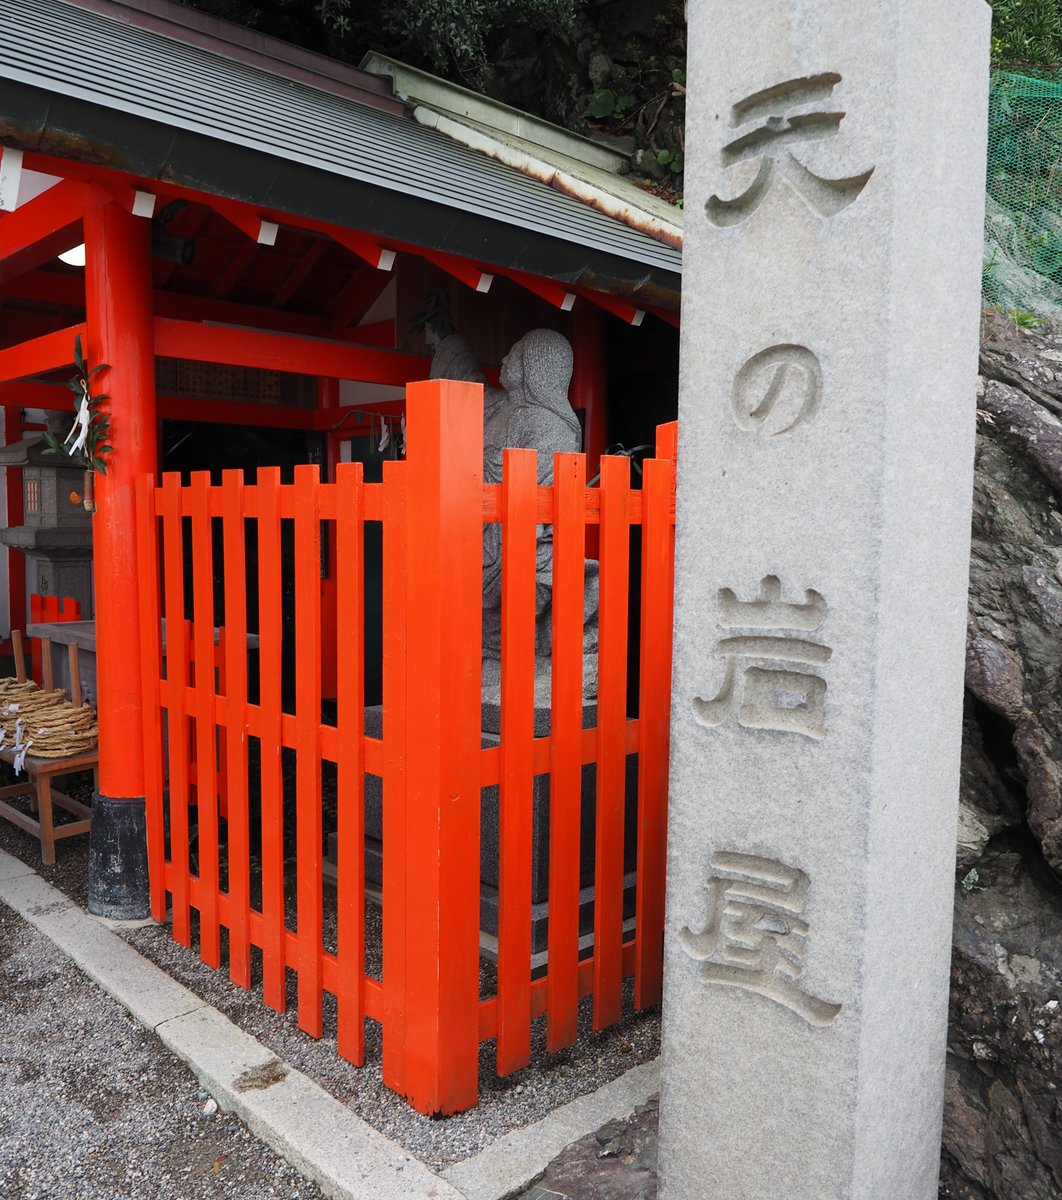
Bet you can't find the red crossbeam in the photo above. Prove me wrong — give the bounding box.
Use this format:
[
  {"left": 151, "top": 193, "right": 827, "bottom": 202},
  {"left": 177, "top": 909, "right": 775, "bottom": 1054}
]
[
  {"left": 154, "top": 317, "right": 428, "bottom": 384},
  {"left": 0, "top": 322, "right": 84, "bottom": 384},
  {"left": 331, "top": 228, "right": 396, "bottom": 272},
  {"left": 497, "top": 266, "right": 576, "bottom": 311},
  {"left": 0, "top": 180, "right": 86, "bottom": 285}
]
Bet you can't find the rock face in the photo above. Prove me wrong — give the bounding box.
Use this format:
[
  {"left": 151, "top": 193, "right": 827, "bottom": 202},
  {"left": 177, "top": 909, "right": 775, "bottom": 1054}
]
[
  {"left": 943, "top": 852, "right": 1062, "bottom": 1200},
  {"left": 483, "top": 0, "right": 687, "bottom": 194},
  {"left": 943, "top": 312, "right": 1062, "bottom": 1199}
]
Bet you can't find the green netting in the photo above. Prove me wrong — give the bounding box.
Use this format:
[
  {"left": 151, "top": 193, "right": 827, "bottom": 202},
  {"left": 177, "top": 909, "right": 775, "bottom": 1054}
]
[{"left": 984, "top": 68, "right": 1062, "bottom": 323}]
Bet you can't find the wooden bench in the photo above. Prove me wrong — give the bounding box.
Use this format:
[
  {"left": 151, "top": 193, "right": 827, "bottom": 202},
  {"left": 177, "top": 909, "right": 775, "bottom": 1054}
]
[{"left": 0, "top": 631, "right": 98, "bottom": 865}]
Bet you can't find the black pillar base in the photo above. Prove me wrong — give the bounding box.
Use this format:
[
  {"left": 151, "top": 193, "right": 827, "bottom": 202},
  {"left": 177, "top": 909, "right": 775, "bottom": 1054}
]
[{"left": 88, "top": 794, "right": 150, "bottom": 920}]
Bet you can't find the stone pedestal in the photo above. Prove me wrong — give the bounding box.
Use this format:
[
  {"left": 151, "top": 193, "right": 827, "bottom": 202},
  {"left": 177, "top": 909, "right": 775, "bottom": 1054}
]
[
  {"left": 658, "top": 3, "right": 990, "bottom": 1199},
  {"left": 327, "top": 703, "right": 639, "bottom": 960}
]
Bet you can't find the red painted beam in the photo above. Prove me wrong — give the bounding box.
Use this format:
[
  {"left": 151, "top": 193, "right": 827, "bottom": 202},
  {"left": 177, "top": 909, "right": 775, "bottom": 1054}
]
[
  {"left": 1, "top": 269, "right": 391, "bottom": 346},
  {"left": 0, "top": 322, "right": 84, "bottom": 384},
  {"left": 155, "top": 290, "right": 354, "bottom": 342},
  {"left": 331, "top": 228, "right": 395, "bottom": 272},
  {"left": 0, "top": 382, "right": 77, "bottom": 411},
  {"left": 644, "top": 304, "right": 680, "bottom": 329},
  {"left": 575, "top": 288, "right": 645, "bottom": 327},
  {"left": 154, "top": 317, "right": 428, "bottom": 384},
  {"left": 211, "top": 241, "right": 258, "bottom": 299},
  {"left": 0, "top": 179, "right": 87, "bottom": 285},
  {"left": 205, "top": 193, "right": 278, "bottom": 246},
  {"left": 348, "top": 319, "right": 395, "bottom": 348},
  {"left": 0, "top": 270, "right": 84, "bottom": 308},
  {"left": 157, "top": 395, "right": 321, "bottom": 428},
  {"left": 270, "top": 237, "right": 327, "bottom": 307},
  {"left": 328, "top": 264, "right": 393, "bottom": 333},
  {"left": 16, "top": 151, "right": 677, "bottom": 330},
  {"left": 498, "top": 266, "right": 576, "bottom": 312},
  {"left": 418, "top": 247, "right": 493, "bottom": 293}
]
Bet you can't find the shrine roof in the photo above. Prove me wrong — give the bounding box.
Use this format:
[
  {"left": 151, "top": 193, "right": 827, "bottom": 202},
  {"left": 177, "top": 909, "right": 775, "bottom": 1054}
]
[
  {"left": 360, "top": 53, "right": 684, "bottom": 252},
  {"left": 0, "top": 0, "right": 681, "bottom": 311}
]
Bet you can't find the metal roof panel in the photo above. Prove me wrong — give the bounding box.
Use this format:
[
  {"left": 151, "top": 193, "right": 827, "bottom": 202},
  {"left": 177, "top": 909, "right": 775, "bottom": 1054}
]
[{"left": 0, "top": 0, "right": 682, "bottom": 277}]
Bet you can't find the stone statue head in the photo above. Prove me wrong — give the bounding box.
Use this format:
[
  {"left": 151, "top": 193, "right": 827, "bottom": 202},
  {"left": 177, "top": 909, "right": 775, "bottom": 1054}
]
[{"left": 500, "top": 328, "right": 574, "bottom": 412}]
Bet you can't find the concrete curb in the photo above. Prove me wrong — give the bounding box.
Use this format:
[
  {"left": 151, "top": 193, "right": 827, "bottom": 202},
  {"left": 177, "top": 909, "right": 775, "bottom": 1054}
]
[
  {"left": 442, "top": 1058, "right": 660, "bottom": 1200},
  {"left": 0, "top": 847, "right": 657, "bottom": 1200},
  {"left": 0, "top": 848, "right": 465, "bottom": 1200}
]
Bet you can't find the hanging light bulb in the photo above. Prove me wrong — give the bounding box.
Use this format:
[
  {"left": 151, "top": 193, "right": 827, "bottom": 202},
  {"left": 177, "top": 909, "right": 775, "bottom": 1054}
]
[{"left": 58, "top": 243, "right": 86, "bottom": 267}]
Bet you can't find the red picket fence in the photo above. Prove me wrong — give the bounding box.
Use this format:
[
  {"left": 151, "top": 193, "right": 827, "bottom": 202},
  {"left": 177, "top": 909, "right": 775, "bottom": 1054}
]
[{"left": 134, "top": 379, "right": 676, "bottom": 1115}]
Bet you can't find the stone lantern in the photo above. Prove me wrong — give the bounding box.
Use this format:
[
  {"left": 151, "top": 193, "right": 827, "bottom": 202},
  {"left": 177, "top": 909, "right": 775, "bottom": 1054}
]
[{"left": 0, "top": 413, "right": 94, "bottom": 617}]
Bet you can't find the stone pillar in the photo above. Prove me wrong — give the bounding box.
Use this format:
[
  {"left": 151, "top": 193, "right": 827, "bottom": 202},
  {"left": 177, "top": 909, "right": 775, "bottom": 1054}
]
[{"left": 658, "top": 4, "right": 990, "bottom": 1198}]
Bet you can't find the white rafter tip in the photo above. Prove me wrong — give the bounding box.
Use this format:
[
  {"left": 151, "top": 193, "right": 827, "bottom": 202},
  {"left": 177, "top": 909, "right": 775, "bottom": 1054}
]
[
  {"left": 631, "top": 309, "right": 646, "bottom": 327},
  {"left": 376, "top": 248, "right": 396, "bottom": 271},
  {"left": 561, "top": 293, "right": 576, "bottom": 312},
  {"left": 257, "top": 220, "right": 279, "bottom": 246},
  {"left": 132, "top": 190, "right": 157, "bottom": 218},
  {"left": 476, "top": 273, "right": 494, "bottom": 293},
  {"left": 0, "top": 147, "right": 24, "bottom": 212}
]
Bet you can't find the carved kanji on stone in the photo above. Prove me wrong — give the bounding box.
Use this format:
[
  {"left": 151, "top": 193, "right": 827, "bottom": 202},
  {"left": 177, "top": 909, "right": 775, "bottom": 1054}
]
[
  {"left": 692, "top": 575, "right": 831, "bottom": 739},
  {"left": 680, "top": 851, "right": 842, "bottom": 1027},
  {"left": 706, "top": 72, "right": 875, "bottom": 227}
]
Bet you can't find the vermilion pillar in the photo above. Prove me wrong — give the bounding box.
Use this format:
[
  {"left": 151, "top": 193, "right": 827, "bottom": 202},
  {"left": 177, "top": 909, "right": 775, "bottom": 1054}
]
[{"left": 83, "top": 194, "right": 157, "bottom": 918}]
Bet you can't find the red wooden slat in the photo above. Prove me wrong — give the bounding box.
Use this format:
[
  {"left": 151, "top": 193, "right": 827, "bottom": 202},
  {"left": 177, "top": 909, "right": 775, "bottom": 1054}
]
[
  {"left": 160, "top": 473, "right": 192, "bottom": 946},
  {"left": 496, "top": 449, "right": 538, "bottom": 1076},
  {"left": 635, "top": 455, "right": 674, "bottom": 1009},
  {"left": 190, "top": 472, "right": 221, "bottom": 969},
  {"left": 399, "top": 379, "right": 482, "bottom": 1115},
  {"left": 293, "top": 465, "right": 324, "bottom": 1037},
  {"left": 222, "top": 470, "right": 252, "bottom": 989},
  {"left": 656, "top": 420, "right": 678, "bottom": 465},
  {"left": 335, "top": 462, "right": 366, "bottom": 1065},
  {"left": 215, "top": 632, "right": 229, "bottom": 821},
  {"left": 135, "top": 476, "right": 167, "bottom": 923},
  {"left": 547, "top": 452, "right": 586, "bottom": 1052},
  {"left": 256, "top": 467, "right": 287, "bottom": 1012},
  {"left": 380, "top": 460, "right": 408, "bottom": 1094},
  {"left": 593, "top": 454, "right": 630, "bottom": 1029}
]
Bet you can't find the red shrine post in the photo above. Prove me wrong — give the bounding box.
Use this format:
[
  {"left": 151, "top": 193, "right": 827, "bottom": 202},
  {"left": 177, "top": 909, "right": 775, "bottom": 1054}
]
[{"left": 83, "top": 192, "right": 157, "bottom": 918}]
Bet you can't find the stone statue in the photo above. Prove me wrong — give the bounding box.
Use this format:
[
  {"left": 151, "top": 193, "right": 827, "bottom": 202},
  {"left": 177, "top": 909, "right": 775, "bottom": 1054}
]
[{"left": 418, "top": 299, "right": 599, "bottom": 698}]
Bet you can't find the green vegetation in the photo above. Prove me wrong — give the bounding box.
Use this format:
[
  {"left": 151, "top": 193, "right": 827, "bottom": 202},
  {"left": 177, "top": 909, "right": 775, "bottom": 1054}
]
[
  {"left": 1008, "top": 308, "right": 1043, "bottom": 329},
  {"left": 587, "top": 89, "right": 637, "bottom": 120},
  {"left": 42, "top": 336, "right": 112, "bottom": 477},
  {"left": 317, "top": 0, "right": 583, "bottom": 84},
  {"left": 656, "top": 148, "right": 683, "bottom": 175},
  {"left": 991, "top": 0, "right": 1062, "bottom": 67}
]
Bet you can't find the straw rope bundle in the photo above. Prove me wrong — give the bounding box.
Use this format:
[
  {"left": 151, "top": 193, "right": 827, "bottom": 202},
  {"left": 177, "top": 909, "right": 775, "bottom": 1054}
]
[{"left": 0, "top": 677, "right": 98, "bottom": 767}]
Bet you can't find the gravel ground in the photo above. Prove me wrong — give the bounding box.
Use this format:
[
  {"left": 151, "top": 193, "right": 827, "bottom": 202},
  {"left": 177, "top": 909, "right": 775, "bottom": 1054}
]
[
  {"left": 0, "top": 780, "right": 661, "bottom": 1173},
  {"left": 0, "top": 897, "right": 326, "bottom": 1200}
]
